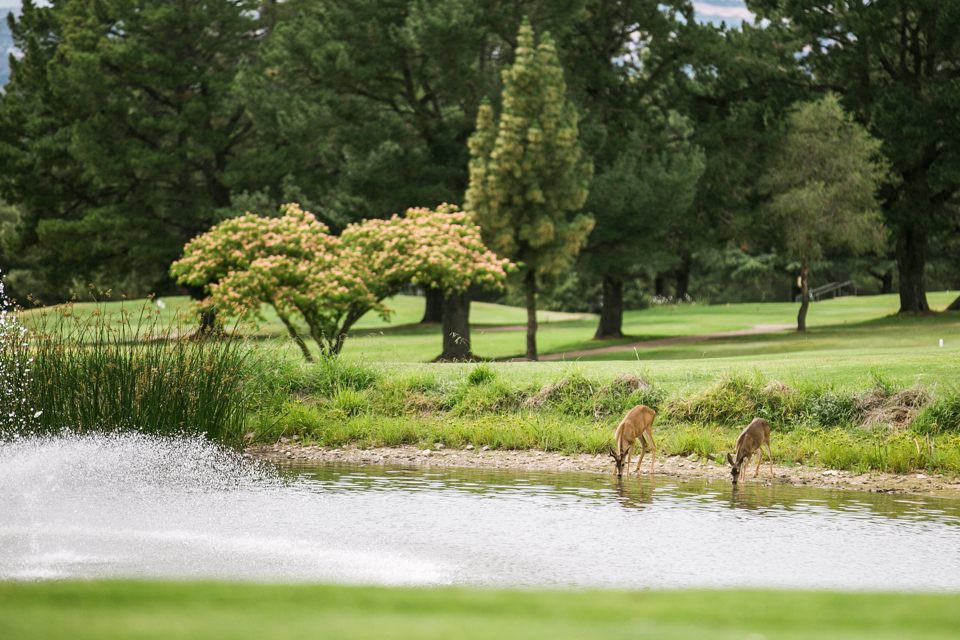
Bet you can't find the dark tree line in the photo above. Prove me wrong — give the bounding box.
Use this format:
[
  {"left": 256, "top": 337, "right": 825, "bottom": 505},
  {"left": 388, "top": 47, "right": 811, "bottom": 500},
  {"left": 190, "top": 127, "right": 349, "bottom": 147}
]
[{"left": 1, "top": 0, "right": 958, "bottom": 346}]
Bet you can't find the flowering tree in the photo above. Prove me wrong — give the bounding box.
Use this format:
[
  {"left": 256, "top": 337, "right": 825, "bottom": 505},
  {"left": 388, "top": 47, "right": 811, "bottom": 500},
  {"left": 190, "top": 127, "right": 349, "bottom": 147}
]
[
  {"left": 388, "top": 204, "right": 512, "bottom": 361},
  {"left": 171, "top": 204, "right": 508, "bottom": 360}
]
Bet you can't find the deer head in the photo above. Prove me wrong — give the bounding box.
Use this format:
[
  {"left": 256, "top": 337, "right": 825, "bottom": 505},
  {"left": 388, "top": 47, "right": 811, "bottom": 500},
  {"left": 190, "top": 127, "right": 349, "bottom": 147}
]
[
  {"left": 609, "top": 446, "right": 629, "bottom": 477},
  {"left": 726, "top": 452, "right": 742, "bottom": 484}
]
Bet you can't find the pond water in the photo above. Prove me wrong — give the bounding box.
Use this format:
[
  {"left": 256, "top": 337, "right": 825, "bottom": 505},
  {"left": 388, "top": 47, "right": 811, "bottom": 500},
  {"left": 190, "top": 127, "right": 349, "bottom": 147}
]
[{"left": 2, "top": 433, "right": 960, "bottom": 590}]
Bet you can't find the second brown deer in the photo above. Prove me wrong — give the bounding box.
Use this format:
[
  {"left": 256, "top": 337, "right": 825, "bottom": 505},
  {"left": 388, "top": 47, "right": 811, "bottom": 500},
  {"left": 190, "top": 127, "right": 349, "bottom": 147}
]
[
  {"left": 610, "top": 405, "right": 657, "bottom": 477},
  {"left": 727, "top": 417, "right": 774, "bottom": 484}
]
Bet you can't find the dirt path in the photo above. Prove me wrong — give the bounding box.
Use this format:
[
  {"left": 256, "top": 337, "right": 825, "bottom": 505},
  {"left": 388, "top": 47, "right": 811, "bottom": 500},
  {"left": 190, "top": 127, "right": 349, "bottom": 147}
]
[
  {"left": 248, "top": 443, "right": 960, "bottom": 499},
  {"left": 530, "top": 324, "right": 795, "bottom": 361}
]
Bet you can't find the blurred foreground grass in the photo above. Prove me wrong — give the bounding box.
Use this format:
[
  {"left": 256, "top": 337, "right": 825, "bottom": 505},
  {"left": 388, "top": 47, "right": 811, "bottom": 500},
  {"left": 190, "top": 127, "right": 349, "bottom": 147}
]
[{"left": 1, "top": 581, "right": 958, "bottom": 640}]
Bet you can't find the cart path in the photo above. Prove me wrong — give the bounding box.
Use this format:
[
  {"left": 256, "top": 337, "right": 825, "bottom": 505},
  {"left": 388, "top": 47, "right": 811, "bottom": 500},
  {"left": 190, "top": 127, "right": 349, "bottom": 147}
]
[{"left": 510, "top": 324, "right": 794, "bottom": 361}]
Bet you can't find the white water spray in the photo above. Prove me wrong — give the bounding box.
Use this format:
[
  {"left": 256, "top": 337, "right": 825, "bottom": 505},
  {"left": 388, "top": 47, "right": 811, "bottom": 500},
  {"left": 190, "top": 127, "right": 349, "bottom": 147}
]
[
  {"left": 0, "top": 433, "right": 450, "bottom": 584},
  {"left": 0, "top": 270, "right": 38, "bottom": 436}
]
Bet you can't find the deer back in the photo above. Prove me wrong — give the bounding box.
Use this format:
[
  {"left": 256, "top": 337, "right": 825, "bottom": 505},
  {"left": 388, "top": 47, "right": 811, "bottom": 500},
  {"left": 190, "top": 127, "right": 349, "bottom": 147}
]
[
  {"left": 734, "top": 417, "right": 770, "bottom": 464},
  {"left": 615, "top": 405, "right": 656, "bottom": 449}
]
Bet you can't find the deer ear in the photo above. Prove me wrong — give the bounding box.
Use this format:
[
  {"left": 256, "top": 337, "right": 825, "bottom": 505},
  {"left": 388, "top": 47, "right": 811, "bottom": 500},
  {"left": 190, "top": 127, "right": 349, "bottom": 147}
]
[{"left": 726, "top": 452, "right": 735, "bottom": 466}]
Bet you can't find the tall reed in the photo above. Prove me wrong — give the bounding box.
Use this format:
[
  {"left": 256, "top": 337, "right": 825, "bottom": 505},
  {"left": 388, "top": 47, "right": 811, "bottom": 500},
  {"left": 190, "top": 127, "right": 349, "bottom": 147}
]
[{"left": 12, "top": 299, "right": 251, "bottom": 444}]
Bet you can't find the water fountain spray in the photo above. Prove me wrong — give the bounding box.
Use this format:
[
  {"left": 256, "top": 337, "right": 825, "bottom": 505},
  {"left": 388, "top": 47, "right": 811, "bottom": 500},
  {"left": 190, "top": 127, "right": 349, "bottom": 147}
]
[{"left": 0, "top": 270, "right": 39, "bottom": 437}]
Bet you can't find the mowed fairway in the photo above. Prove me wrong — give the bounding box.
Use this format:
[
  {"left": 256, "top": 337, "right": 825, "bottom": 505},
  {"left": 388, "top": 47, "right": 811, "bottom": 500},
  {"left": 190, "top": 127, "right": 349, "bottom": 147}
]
[
  {"left": 17, "top": 292, "right": 960, "bottom": 371},
  {"left": 2, "top": 582, "right": 959, "bottom": 640},
  {"left": 339, "top": 291, "right": 960, "bottom": 365},
  {"left": 13, "top": 292, "right": 960, "bottom": 390}
]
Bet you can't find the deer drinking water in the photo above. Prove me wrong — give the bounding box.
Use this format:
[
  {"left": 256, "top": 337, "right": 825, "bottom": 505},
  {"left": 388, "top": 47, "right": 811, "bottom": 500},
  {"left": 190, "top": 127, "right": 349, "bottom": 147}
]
[
  {"left": 727, "top": 417, "right": 774, "bottom": 484},
  {"left": 609, "top": 405, "right": 657, "bottom": 477}
]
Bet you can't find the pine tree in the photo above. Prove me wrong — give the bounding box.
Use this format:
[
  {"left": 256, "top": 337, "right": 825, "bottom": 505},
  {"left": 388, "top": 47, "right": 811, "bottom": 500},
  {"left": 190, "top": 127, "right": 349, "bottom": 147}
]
[
  {"left": 465, "top": 19, "right": 593, "bottom": 361},
  {"left": 0, "top": 0, "right": 263, "bottom": 299}
]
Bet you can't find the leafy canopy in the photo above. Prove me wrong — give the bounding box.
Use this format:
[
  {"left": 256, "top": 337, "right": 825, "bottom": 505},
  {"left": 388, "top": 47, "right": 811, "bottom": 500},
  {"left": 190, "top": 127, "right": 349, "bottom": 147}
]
[
  {"left": 170, "top": 204, "right": 508, "bottom": 359},
  {"left": 760, "top": 94, "right": 889, "bottom": 263}
]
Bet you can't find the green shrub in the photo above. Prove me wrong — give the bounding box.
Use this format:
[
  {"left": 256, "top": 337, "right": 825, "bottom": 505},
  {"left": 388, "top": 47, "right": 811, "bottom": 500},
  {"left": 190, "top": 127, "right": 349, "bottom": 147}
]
[
  {"left": 451, "top": 378, "right": 521, "bottom": 416},
  {"left": 665, "top": 371, "right": 761, "bottom": 425},
  {"left": 521, "top": 371, "right": 598, "bottom": 417}
]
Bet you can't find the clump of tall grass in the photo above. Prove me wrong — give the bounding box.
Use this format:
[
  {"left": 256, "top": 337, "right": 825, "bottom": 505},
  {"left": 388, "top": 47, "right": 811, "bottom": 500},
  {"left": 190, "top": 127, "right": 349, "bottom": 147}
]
[
  {"left": 466, "top": 362, "right": 497, "bottom": 386},
  {"left": 912, "top": 385, "right": 960, "bottom": 433},
  {"left": 665, "top": 371, "right": 805, "bottom": 427},
  {"left": 13, "top": 299, "right": 251, "bottom": 444},
  {"left": 295, "top": 356, "right": 380, "bottom": 397},
  {"left": 520, "top": 367, "right": 664, "bottom": 419}
]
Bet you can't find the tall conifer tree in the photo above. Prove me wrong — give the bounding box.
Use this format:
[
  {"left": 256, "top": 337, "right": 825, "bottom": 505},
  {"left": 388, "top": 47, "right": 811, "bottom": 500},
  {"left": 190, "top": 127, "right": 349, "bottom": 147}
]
[
  {"left": 0, "top": 0, "right": 262, "bottom": 298},
  {"left": 465, "top": 19, "right": 592, "bottom": 361}
]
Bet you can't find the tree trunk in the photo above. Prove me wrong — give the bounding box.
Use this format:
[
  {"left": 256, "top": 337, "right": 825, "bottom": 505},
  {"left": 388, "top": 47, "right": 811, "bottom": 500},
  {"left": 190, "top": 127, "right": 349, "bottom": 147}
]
[
  {"left": 436, "top": 290, "right": 472, "bottom": 361},
  {"left": 594, "top": 276, "right": 624, "bottom": 339},
  {"left": 278, "top": 313, "right": 313, "bottom": 362},
  {"left": 525, "top": 270, "right": 538, "bottom": 361},
  {"left": 896, "top": 225, "right": 930, "bottom": 313},
  {"left": 869, "top": 268, "right": 894, "bottom": 295},
  {"left": 654, "top": 272, "right": 671, "bottom": 299},
  {"left": 183, "top": 283, "right": 219, "bottom": 335},
  {"left": 420, "top": 285, "right": 443, "bottom": 324},
  {"left": 674, "top": 254, "right": 693, "bottom": 301},
  {"left": 797, "top": 257, "right": 809, "bottom": 332}
]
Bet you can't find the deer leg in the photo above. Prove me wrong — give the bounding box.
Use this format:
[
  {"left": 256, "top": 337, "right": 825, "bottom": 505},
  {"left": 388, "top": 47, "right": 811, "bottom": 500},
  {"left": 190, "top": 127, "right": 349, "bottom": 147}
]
[
  {"left": 625, "top": 443, "right": 633, "bottom": 476},
  {"left": 635, "top": 430, "right": 656, "bottom": 474},
  {"left": 754, "top": 450, "right": 763, "bottom": 477},
  {"left": 633, "top": 436, "right": 646, "bottom": 473},
  {"left": 649, "top": 430, "right": 656, "bottom": 474}
]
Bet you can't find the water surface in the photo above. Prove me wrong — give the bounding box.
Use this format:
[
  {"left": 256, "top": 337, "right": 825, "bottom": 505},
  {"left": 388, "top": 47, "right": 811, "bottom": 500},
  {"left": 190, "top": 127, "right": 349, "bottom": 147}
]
[{"left": 2, "top": 434, "right": 959, "bottom": 590}]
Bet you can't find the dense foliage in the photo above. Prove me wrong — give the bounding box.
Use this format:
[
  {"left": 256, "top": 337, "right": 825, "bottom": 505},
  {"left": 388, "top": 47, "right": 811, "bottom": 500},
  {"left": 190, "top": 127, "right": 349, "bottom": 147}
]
[{"left": 0, "top": 0, "right": 957, "bottom": 326}]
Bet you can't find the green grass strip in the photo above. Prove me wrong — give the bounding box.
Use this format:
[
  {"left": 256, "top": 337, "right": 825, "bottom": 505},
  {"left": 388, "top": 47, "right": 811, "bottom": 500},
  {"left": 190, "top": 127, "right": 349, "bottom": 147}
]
[{"left": 1, "top": 581, "right": 959, "bottom": 640}]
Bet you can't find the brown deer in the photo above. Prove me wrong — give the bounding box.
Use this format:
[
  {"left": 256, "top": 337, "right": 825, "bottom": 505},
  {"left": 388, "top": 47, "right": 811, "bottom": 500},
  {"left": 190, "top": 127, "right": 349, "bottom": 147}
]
[
  {"left": 726, "top": 417, "right": 773, "bottom": 484},
  {"left": 610, "top": 405, "right": 657, "bottom": 477}
]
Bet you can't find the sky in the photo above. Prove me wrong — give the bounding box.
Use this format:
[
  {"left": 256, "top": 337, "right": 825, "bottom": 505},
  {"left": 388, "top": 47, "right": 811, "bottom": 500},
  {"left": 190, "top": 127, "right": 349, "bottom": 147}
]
[{"left": 692, "top": 1, "right": 755, "bottom": 27}]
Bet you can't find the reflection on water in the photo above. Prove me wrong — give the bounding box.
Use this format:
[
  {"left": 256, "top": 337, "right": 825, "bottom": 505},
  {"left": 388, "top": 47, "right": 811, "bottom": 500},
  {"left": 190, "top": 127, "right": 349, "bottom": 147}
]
[{"left": 2, "top": 434, "right": 960, "bottom": 590}]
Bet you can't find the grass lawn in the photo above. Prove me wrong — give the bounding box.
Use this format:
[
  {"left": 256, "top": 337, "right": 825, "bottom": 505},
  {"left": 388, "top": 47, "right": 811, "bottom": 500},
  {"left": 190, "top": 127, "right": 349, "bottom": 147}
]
[
  {"left": 343, "top": 291, "right": 960, "bottom": 362},
  {"left": 15, "top": 292, "right": 960, "bottom": 383},
  {"left": 1, "top": 581, "right": 959, "bottom": 640}
]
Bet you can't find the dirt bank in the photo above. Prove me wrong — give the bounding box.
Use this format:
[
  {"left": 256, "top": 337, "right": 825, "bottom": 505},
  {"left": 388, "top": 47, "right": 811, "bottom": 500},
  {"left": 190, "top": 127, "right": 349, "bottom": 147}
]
[{"left": 247, "top": 442, "right": 960, "bottom": 498}]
